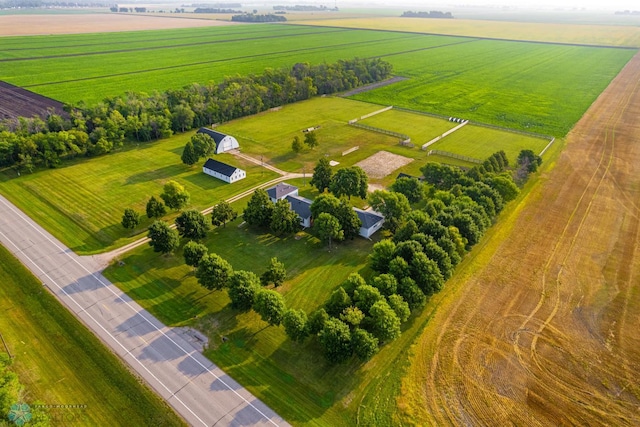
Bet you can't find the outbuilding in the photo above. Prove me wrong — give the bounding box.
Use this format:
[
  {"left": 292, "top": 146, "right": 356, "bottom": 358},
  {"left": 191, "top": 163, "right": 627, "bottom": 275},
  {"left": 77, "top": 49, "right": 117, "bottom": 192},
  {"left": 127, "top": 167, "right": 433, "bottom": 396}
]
[
  {"left": 353, "top": 208, "right": 385, "bottom": 239},
  {"left": 203, "top": 158, "right": 246, "bottom": 183},
  {"left": 285, "top": 195, "right": 313, "bottom": 228},
  {"left": 196, "top": 128, "right": 240, "bottom": 154}
]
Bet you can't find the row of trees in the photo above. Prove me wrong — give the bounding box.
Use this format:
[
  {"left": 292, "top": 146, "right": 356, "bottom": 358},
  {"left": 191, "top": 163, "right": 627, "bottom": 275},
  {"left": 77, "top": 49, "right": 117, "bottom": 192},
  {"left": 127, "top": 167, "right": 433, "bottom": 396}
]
[{"left": 0, "top": 57, "right": 393, "bottom": 171}]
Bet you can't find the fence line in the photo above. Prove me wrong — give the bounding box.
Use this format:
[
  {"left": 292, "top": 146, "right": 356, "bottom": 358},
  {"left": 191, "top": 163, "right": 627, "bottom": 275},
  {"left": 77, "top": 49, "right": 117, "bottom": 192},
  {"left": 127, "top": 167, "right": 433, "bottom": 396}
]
[
  {"left": 427, "top": 149, "right": 483, "bottom": 164},
  {"left": 421, "top": 120, "right": 468, "bottom": 150},
  {"left": 539, "top": 137, "right": 556, "bottom": 156},
  {"left": 0, "top": 332, "right": 12, "bottom": 358},
  {"left": 342, "top": 146, "right": 359, "bottom": 156},
  {"left": 349, "top": 122, "right": 409, "bottom": 141},
  {"left": 360, "top": 106, "right": 393, "bottom": 121}
]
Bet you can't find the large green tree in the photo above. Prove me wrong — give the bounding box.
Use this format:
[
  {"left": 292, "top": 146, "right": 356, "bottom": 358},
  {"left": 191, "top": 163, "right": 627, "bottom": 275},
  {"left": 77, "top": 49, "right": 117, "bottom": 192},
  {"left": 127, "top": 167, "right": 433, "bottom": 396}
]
[
  {"left": 315, "top": 212, "right": 343, "bottom": 250},
  {"left": 228, "top": 270, "right": 261, "bottom": 310},
  {"left": 183, "top": 241, "right": 208, "bottom": 268},
  {"left": 330, "top": 166, "right": 368, "bottom": 200},
  {"left": 310, "top": 157, "right": 333, "bottom": 193},
  {"left": 351, "top": 328, "right": 378, "bottom": 360},
  {"left": 191, "top": 133, "right": 216, "bottom": 159},
  {"left": 253, "top": 289, "right": 286, "bottom": 326},
  {"left": 260, "top": 257, "right": 287, "bottom": 287},
  {"left": 243, "top": 189, "right": 274, "bottom": 228},
  {"left": 175, "top": 209, "right": 209, "bottom": 240},
  {"left": 210, "top": 201, "right": 237, "bottom": 228},
  {"left": 318, "top": 318, "right": 352, "bottom": 363},
  {"left": 282, "top": 309, "right": 309, "bottom": 343},
  {"left": 181, "top": 140, "right": 198, "bottom": 166},
  {"left": 147, "top": 220, "right": 179, "bottom": 254},
  {"left": 270, "top": 199, "right": 300, "bottom": 235},
  {"left": 146, "top": 196, "right": 167, "bottom": 219},
  {"left": 368, "top": 190, "right": 411, "bottom": 233},
  {"left": 121, "top": 208, "right": 140, "bottom": 230},
  {"left": 160, "top": 180, "right": 190, "bottom": 210},
  {"left": 196, "top": 253, "right": 233, "bottom": 290},
  {"left": 391, "top": 177, "right": 424, "bottom": 203},
  {"left": 370, "top": 300, "right": 401, "bottom": 341},
  {"left": 304, "top": 131, "right": 318, "bottom": 148}
]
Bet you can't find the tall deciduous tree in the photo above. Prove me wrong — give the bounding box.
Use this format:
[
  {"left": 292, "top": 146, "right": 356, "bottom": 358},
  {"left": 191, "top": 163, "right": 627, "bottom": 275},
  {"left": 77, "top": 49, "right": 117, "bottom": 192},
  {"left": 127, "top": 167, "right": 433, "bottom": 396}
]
[
  {"left": 243, "top": 189, "right": 274, "bottom": 228},
  {"left": 391, "top": 177, "right": 424, "bottom": 204},
  {"left": 369, "top": 239, "right": 396, "bottom": 274},
  {"left": 315, "top": 212, "right": 343, "bottom": 250},
  {"left": 291, "top": 135, "right": 303, "bottom": 153},
  {"left": 304, "top": 131, "right": 318, "bottom": 148},
  {"left": 351, "top": 328, "right": 378, "bottom": 360},
  {"left": 228, "top": 270, "right": 261, "bottom": 310},
  {"left": 196, "top": 253, "right": 233, "bottom": 290},
  {"left": 310, "top": 157, "right": 333, "bottom": 193},
  {"left": 270, "top": 199, "right": 300, "bottom": 235},
  {"left": 368, "top": 190, "right": 411, "bottom": 233},
  {"left": 146, "top": 196, "right": 167, "bottom": 219},
  {"left": 330, "top": 166, "right": 368, "bottom": 200},
  {"left": 121, "top": 208, "right": 140, "bottom": 230},
  {"left": 191, "top": 133, "right": 216, "bottom": 160},
  {"left": 318, "top": 318, "right": 352, "bottom": 363},
  {"left": 260, "top": 257, "right": 286, "bottom": 287},
  {"left": 282, "top": 309, "right": 309, "bottom": 342},
  {"left": 160, "top": 180, "right": 190, "bottom": 210},
  {"left": 254, "top": 289, "right": 286, "bottom": 326},
  {"left": 183, "top": 241, "right": 208, "bottom": 268},
  {"left": 181, "top": 140, "right": 198, "bottom": 166},
  {"left": 147, "top": 220, "right": 179, "bottom": 254},
  {"left": 175, "top": 209, "right": 209, "bottom": 240},
  {"left": 210, "top": 201, "right": 237, "bottom": 228},
  {"left": 369, "top": 300, "right": 401, "bottom": 341}
]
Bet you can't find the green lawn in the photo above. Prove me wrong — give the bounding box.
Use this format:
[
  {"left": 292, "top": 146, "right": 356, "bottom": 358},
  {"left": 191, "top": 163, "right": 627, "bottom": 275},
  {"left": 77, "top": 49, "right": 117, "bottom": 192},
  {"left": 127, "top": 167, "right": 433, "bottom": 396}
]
[
  {"left": 0, "top": 133, "right": 279, "bottom": 254},
  {"left": 103, "top": 195, "right": 432, "bottom": 425},
  {"left": 428, "top": 124, "right": 550, "bottom": 165},
  {"left": 358, "top": 108, "right": 458, "bottom": 145},
  {"left": 0, "top": 244, "right": 185, "bottom": 426}
]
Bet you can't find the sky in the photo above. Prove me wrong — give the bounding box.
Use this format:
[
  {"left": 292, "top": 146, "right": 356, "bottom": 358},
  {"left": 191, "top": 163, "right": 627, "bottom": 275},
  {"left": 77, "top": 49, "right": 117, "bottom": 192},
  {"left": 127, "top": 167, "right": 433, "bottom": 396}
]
[{"left": 330, "top": 0, "right": 639, "bottom": 10}]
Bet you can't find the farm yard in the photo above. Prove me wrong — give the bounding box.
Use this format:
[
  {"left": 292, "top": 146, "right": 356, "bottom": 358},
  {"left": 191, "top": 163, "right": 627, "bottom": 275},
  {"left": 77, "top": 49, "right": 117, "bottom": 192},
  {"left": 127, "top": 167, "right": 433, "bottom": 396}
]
[
  {"left": 0, "top": 24, "right": 634, "bottom": 135},
  {"left": 1, "top": 9, "right": 640, "bottom": 427}
]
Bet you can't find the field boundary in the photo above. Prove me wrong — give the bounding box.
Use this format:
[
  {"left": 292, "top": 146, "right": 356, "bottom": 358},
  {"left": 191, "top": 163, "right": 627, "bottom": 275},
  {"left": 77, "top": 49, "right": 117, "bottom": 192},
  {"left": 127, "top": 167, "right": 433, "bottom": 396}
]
[
  {"left": 421, "top": 120, "right": 468, "bottom": 150},
  {"left": 539, "top": 137, "right": 556, "bottom": 156},
  {"left": 349, "top": 121, "right": 409, "bottom": 141},
  {"left": 427, "top": 149, "right": 483, "bottom": 164}
]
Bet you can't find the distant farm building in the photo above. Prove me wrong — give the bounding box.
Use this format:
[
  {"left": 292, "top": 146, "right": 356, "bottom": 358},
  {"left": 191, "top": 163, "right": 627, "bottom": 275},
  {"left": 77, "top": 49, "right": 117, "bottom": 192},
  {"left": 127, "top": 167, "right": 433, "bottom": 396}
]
[
  {"left": 266, "top": 183, "right": 298, "bottom": 202},
  {"left": 203, "top": 158, "right": 245, "bottom": 183},
  {"left": 354, "top": 208, "right": 385, "bottom": 239},
  {"left": 196, "top": 128, "right": 240, "bottom": 154},
  {"left": 285, "top": 195, "right": 313, "bottom": 228}
]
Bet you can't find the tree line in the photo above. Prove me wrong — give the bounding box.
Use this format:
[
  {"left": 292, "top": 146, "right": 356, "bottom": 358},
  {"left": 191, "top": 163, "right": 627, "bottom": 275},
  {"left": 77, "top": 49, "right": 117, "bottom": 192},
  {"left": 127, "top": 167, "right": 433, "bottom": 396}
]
[{"left": 0, "top": 57, "right": 393, "bottom": 171}]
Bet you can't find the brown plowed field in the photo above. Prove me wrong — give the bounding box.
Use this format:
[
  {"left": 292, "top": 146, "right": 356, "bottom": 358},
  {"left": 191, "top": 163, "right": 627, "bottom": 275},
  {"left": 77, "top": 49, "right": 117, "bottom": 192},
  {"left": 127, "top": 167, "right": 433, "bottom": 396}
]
[{"left": 401, "top": 52, "right": 640, "bottom": 425}]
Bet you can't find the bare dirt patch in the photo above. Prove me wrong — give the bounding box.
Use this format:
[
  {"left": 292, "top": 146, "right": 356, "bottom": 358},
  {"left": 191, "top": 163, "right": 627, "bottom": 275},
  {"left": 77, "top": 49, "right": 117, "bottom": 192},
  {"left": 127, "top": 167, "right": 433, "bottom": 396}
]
[
  {"left": 401, "top": 52, "right": 640, "bottom": 425},
  {"left": 0, "top": 81, "right": 67, "bottom": 121},
  {"left": 0, "top": 14, "right": 237, "bottom": 37},
  {"left": 355, "top": 150, "right": 413, "bottom": 179}
]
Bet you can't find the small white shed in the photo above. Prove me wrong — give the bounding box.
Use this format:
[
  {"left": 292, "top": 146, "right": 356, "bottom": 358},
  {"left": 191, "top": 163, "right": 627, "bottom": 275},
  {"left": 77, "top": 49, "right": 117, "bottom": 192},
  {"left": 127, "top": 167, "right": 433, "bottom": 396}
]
[{"left": 203, "top": 158, "right": 245, "bottom": 183}]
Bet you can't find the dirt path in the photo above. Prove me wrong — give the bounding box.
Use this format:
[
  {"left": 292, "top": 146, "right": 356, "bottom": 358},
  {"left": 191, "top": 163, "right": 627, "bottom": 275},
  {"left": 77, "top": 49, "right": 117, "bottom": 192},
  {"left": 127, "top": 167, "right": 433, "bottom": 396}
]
[{"left": 402, "top": 52, "right": 640, "bottom": 425}]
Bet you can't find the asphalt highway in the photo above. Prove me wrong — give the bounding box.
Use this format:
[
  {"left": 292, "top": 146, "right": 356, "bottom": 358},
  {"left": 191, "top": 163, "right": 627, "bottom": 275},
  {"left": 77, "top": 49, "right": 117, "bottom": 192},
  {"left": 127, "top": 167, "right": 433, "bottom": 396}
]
[{"left": 0, "top": 194, "right": 289, "bottom": 427}]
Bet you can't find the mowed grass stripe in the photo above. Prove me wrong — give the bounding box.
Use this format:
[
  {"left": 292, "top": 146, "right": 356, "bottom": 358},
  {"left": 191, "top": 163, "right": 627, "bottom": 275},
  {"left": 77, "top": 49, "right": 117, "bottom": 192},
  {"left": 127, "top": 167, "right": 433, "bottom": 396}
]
[{"left": 0, "top": 244, "right": 185, "bottom": 426}]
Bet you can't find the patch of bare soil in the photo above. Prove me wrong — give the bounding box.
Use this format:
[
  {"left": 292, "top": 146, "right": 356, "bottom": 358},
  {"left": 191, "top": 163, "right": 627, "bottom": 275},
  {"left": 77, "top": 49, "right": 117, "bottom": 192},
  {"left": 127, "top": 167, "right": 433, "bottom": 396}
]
[
  {"left": 0, "top": 81, "right": 67, "bottom": 121},
  {"left": 403, "top": 52, "right": 640, "bottom": 425},
  {"left": 355, "top": 150, "right": 413, "bottom": 179},
  {"left": 0, "top": 13, "right": 237, "bottom": 37}
]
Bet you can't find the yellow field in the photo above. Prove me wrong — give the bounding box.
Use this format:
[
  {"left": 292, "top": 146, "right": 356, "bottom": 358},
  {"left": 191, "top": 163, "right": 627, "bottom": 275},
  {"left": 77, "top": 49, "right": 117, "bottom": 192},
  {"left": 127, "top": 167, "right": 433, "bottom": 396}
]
[{"left": 294, "top": 17, "right": 640, "bottom": 47}]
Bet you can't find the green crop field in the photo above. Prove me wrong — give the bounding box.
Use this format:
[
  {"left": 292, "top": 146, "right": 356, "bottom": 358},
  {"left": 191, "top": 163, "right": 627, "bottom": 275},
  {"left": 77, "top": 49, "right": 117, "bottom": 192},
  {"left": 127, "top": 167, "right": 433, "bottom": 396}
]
[
  {"left": 0, "top": 134, "right": 279, "bottom": 254},
  {"left": 0, "top": 24, "right": 634, "bottom": 135},
  {"left": 102, "top": 202, "right": 431, "bottom": 426},
  {"left": 0, "top": 244, "right": 184, "bottom": 426}
]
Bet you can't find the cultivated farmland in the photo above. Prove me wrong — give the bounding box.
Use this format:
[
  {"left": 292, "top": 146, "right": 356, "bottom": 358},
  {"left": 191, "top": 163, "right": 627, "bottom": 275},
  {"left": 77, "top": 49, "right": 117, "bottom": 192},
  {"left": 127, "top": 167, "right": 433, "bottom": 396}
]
[
  {"left": 0, "top": 24, "right": 634, "bottom": 135},
  {"left": 399, "top": 52, "right": 640, "bottom": 425}
]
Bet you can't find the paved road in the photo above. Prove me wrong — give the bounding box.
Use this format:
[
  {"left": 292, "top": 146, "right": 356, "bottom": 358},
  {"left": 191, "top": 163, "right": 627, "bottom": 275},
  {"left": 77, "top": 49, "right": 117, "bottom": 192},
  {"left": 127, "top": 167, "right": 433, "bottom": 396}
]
[{"left": 0, "top": 194, "right": 289, "bottom": 427}]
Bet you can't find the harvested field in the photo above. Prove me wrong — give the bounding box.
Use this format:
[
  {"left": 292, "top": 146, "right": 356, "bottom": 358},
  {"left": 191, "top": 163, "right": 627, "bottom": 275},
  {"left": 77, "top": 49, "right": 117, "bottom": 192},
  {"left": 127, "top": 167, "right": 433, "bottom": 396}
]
[
  {"left": 400, "top": 52, "right": 640, "bottom": 425},
  {"left": 0, "top": 80, "right": 67, "bottom": 121},
  {"left": 0, "top": 13, "right": 237, "bottom": 36},
  {"left": 355, "top": 150, "right": 413, "bottom": 179}
]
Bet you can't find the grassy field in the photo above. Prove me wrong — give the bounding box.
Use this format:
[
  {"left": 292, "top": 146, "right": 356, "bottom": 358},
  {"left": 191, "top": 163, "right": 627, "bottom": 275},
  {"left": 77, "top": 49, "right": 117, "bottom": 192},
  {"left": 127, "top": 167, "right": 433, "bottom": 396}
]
[
  {"left": 0, "top": 132, "right": 279, "bottom": 254},
  {"left": 0, "top": 244, "right": 185, "bottom": 426},
  {"left": 0, "top": 24, "right": 633, "bottom": 135},
  {"left": 102, "top": 195, "right": 434, "bottom": 425},
  {"left": 296, "top": 17, "right": 640, "bottom": 46}
]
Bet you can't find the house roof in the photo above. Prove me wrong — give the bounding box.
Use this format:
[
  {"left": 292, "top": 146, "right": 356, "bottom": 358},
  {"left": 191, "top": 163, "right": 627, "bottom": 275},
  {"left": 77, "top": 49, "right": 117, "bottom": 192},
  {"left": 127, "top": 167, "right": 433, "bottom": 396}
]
[
  {"left": 197, "top": 128, "right": 228, "bottom": 144},
  {"left": 203, "top": 158, "right": 239, "bottom": 177},
  {"left": 285, "top": 195, "right": 312, "bottom": 219},
  {"left": 354, "top": 208, "right": 384, "bottom": 229},
  {"left": 267, "top": 183, "right": 298, "bottom": 200}
]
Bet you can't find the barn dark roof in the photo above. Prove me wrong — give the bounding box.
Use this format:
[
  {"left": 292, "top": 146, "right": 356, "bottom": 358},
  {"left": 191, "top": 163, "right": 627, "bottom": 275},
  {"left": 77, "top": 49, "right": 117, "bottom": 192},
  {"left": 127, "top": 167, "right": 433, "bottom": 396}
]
[
  {"left": 354, "top": 208, "right": 384, "bottom": 228},
  {"left": 285, "top": 195, "right": 312, "bottom": 219},
  {"left": 203, "top": 158, "right": 238, "bottom": 177},
  {"left": 267, "top": 183, "right": 298, "bottom": 200},
  {"left": 197, "top": 128, "right": 227, "bottom": 144}
]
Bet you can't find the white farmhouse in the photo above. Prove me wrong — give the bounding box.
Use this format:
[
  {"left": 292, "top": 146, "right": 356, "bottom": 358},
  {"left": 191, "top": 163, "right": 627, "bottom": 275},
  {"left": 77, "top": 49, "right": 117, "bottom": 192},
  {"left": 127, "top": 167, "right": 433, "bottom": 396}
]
[
  {"left": 353, "top": 208, "right": 385, "bottom": 239},
  {"left": 203, "top": 158, "right": 246, "bottom": 183},
  {"left": 196, "top": 128, "right": 240, "bottom": 154}
]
